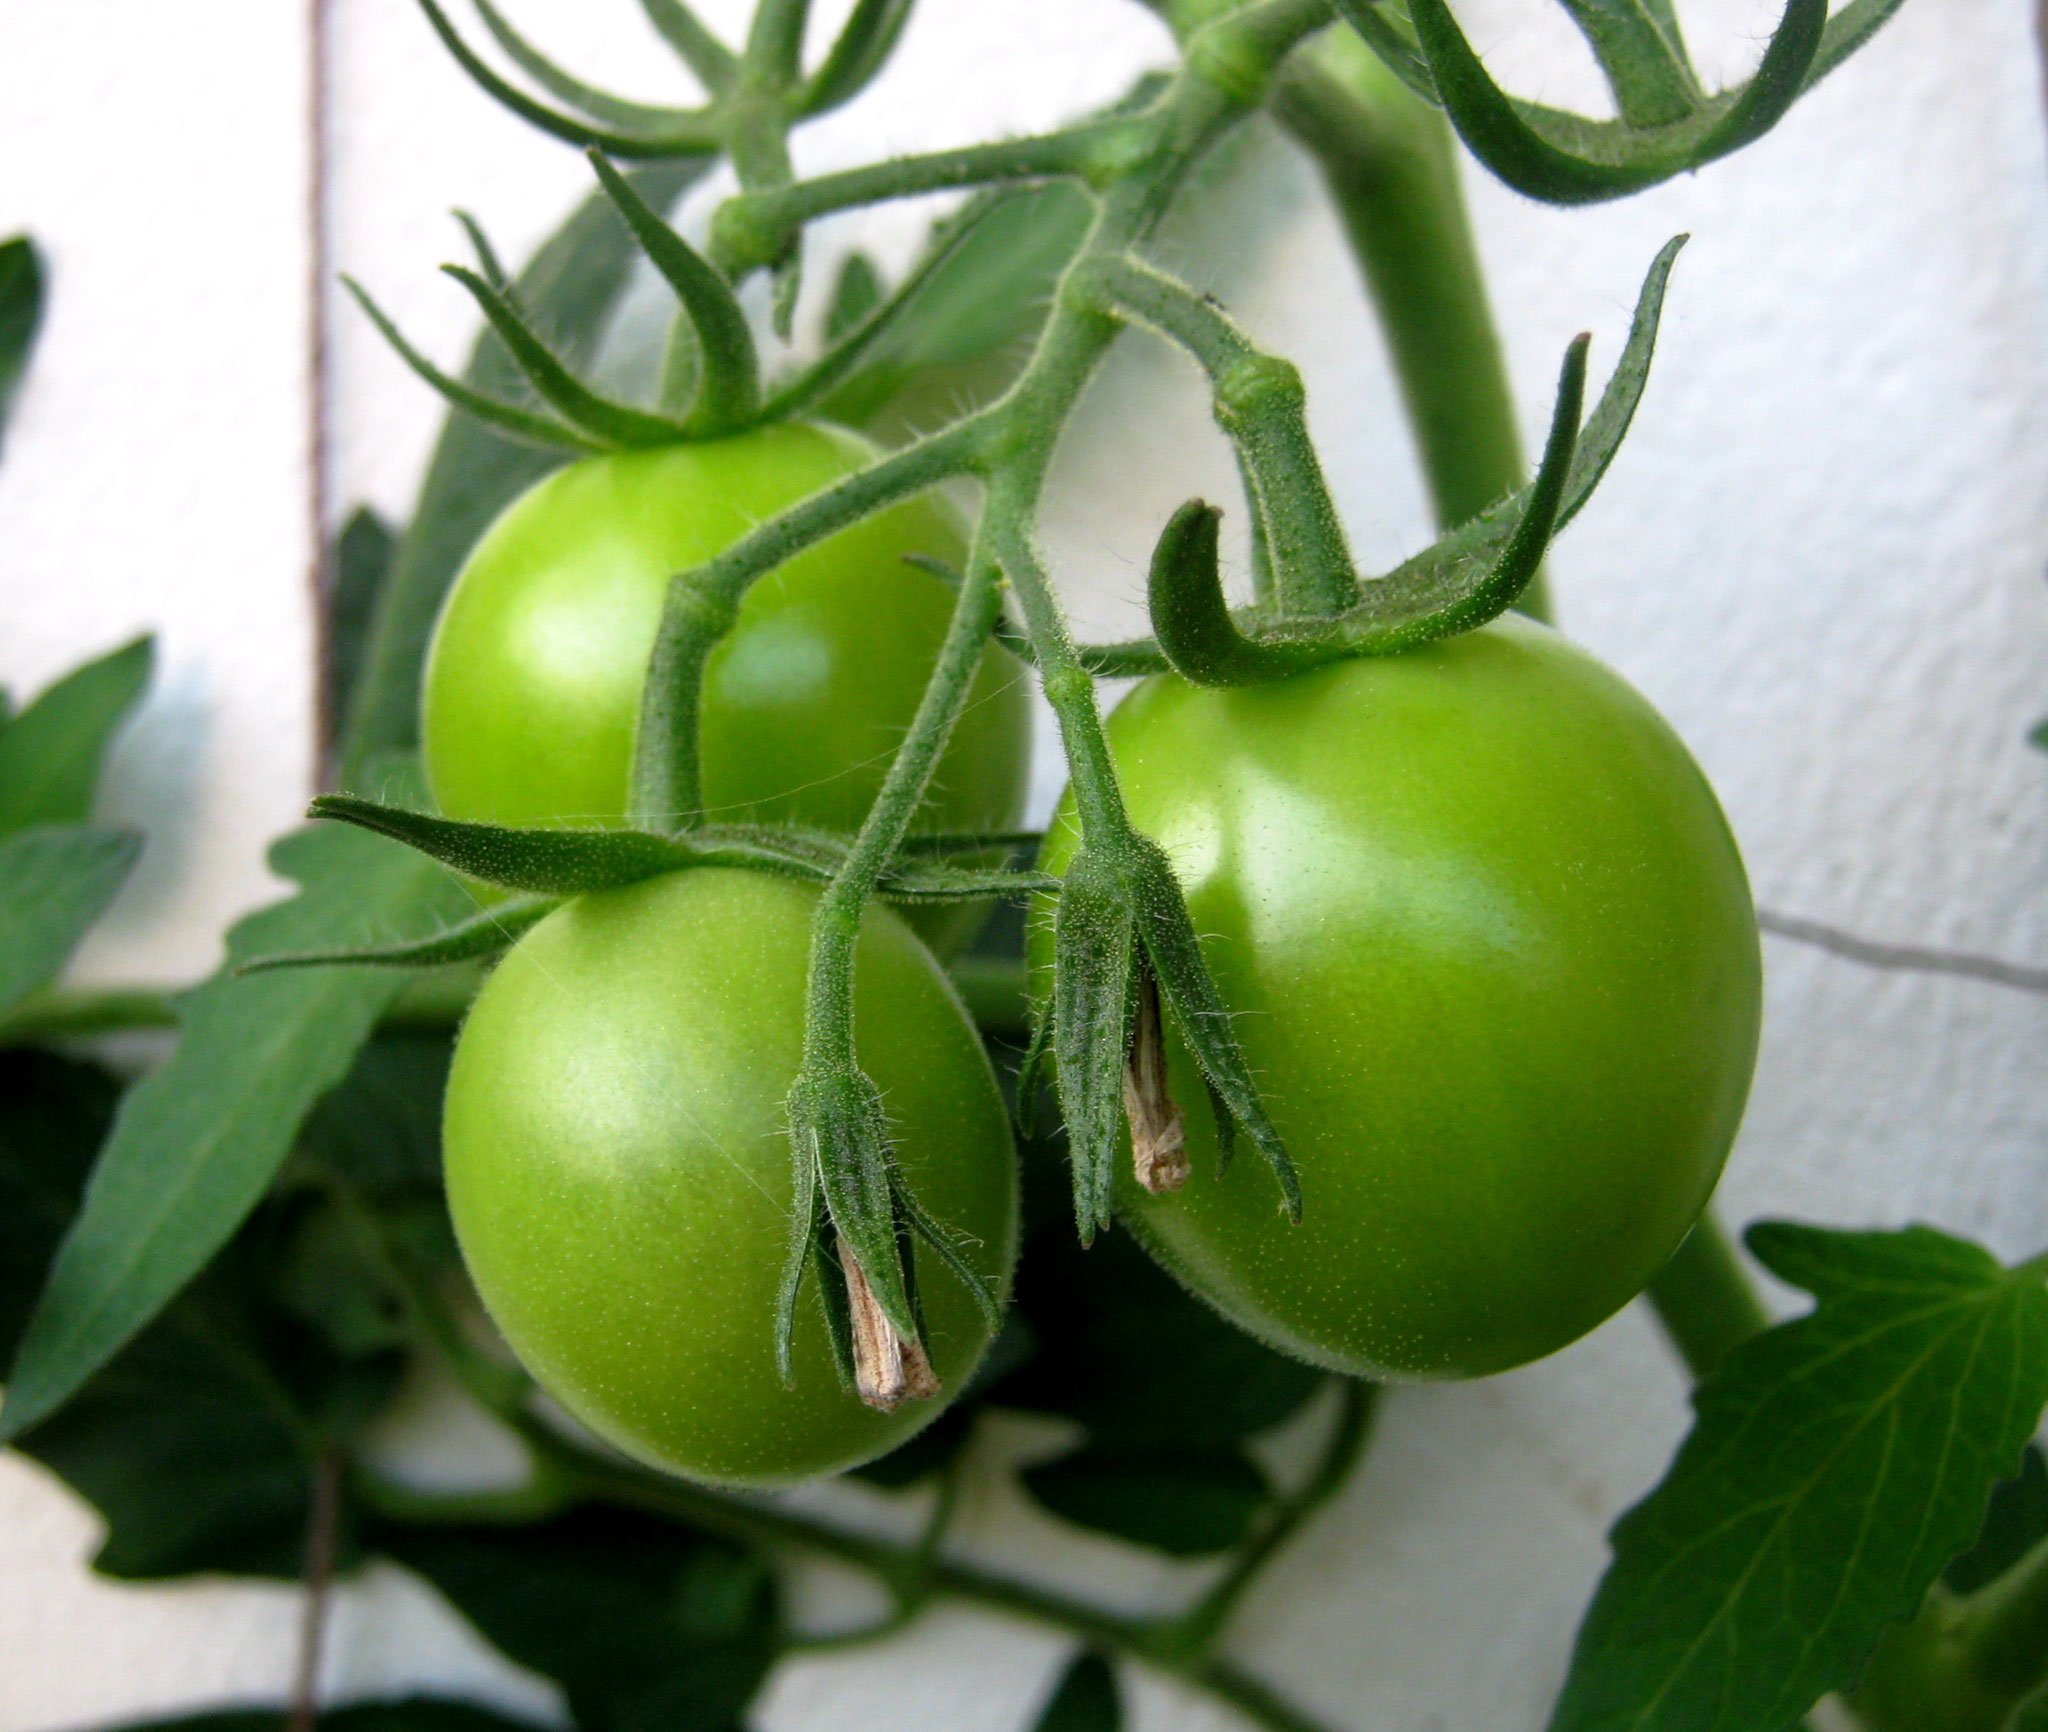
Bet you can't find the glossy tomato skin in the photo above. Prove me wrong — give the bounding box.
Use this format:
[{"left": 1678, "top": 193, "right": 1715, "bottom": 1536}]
[
  {"left": 442, "top": 868, "right": 1018, "bottom": 1487},
  {"left": 421, "top": 423, "right": 1030, "bottom": 946},
  {"left": 1035, "top": 614, "right": 1761, "bottom": 1381}
]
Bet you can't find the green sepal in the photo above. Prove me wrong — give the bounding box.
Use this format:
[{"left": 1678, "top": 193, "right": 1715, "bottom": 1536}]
[
  {"left": 341, "top": 277, "right": 600, "bottom": 454},
  {"left": 825, "top": 252, "right": 883, "bottom": 340},
  {"left": 584, "top": 149, "right": 761, "bottom": 435},
  {"left": 1049, "top": 847, "right": 1141, "bottom": 1242},
  {"left": 773, "top": 1139, "right": 832, "bottom": 1387},
  {"left": 450, "top": 211, "right": 511, "bottom": 293},
  {"left": 799, "top": 0, "right": 916, "bottom": 118},
  {"left": 1553, "top": 0, "right": 1700, "bottom": 128},
  {"left": 469, "top": 0, "right": 706, "bottom": 134},
  {"left": 1806, "top": 0, "right": 1913, "bottom": 87},
  {"left": 235, "top": 894, "right": 557, "bottom": 975},
  {"left": 417, "top": 0, "right": 720, "bottom": 158},
  {"left": 1123, "top": 835, "right": 1298, "bottom": 1223},
  {"left": 1329, "top": 0, "right": 1436, "bottom": 105},
  {"left": 1013, "top": 997, "right": 1055, "bottom": 1141},
  {"left": 1093, "top": 235, "right": 1677, "bottom": 678},
  {"left": 785, "top": 1068, "right": 920, "bottom": 1348},
  {"left": 309, "top": 796, "right": 1053, "bottom": 905},
  {"left": 1396, "top": 0, "right": 1824, "bottom": 206},
  {"left": 638, "top": 0, "right": 739, "bottom": 94},
  {"left": 441, "top": 265, "right": 694, "bottom": 448}
]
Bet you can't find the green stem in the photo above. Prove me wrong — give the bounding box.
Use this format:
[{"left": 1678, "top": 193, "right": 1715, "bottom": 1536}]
[
  {"left": 1168, "top": 1380, "right": 1377, "bottom": 1658},
  {"left": 800, "top": 550, "right": 1004, "bottom": 1061},
  {"left": 1643, "top": 1211, "right": 1771, "bottom": 1379},
  {"left": 629, "top": 422, "right": 979, "bottom": 829},
  {"left": 711, "top": 124, "right": 1133, "bottom": 276},
  {"left": 1076, "top": 252, "right": 1356, "bottom": 617},
  {"left": 1271, "top": 28, "right": 1541, "bottom": 617},
  {"left": 370, "top": 1413, "right": 1345, "bottom": 1732}
]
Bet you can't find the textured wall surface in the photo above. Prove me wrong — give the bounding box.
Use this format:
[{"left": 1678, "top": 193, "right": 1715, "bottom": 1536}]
[{"left": 2, "top": 1, "right": 2045, "bottom": 1728}]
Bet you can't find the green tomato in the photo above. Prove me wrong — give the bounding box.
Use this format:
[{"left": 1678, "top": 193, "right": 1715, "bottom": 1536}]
[
  {"left": 1036, "top": 614, "right": 1761, "bottom": 1381},
  {"left": 442, "top": 868, "right": 1018, "bottom": 1487},
  {"left": 420, "top": 422, "right": 1031, "bottom": 946}
]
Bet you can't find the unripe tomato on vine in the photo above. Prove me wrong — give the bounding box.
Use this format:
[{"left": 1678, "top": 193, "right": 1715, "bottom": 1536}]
[{"left": 1035, "top": 613, "right": 1762, "bottom": 1380}]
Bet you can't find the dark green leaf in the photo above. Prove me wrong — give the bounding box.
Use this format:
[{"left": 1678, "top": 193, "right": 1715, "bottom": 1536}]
[
  {"left": 342, "top": 160, "right": 705, "bottom": 776},
  {"left": 1549, "top": 1223, "right": 2048, "bottom": 1732},
  {"left": 2028, "top": 717, "right": 2047, "bottom": 755},
  {"left": 1023, "top": 1446, "right": 1268, "bottom": 1557},
  {"left": 296, "top": 1034, "right": 452, "bottom": 1197},
  {"left": 994, "top": 1223, "right": 1321, "bottom": 1452},
  {"left": 1949, "top": 1445, "right": 2048, "bottom": 1595},
  {"left": 0, "top": 817, "right": 469, "bottom": 1441},
  {"left": 95, "top": 1697, "right": 547, "bottom": 1732},
  {"left": 325, "top": 508, "right": 398, "bottom": 756},
  {"left": 0, "top": 825, "right": 142, "bottom": 1016},
  {"left": 1032, "top": 1652, "right": 1122, "bottom": 1732},
  {"left": 376, "top": 1509, "right": 777, "bottom": 1732},
  {"left": 0, "top": 234, "right": 44, "bottom": 450},
  {"left": 0, "top": 635, "right": 153, "bottom": 835},
  {"left": 18, "top": 1273, "right": 397, "bottom": 1579},
  {"left": 0, "top": 1048, "right": 120, "bottom": 1368}
]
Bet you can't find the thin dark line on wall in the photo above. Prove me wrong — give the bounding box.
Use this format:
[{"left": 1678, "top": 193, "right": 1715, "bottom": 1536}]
[{"left": 307, "top": 0, "right": 335, "bottom": 786}]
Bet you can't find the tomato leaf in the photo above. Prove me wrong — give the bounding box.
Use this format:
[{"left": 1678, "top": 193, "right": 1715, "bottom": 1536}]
[
  {"left": 1024, "top": 1445, "right": 1269, "bottom": 1557},
  {"left": 0, "top": 634, "right": 153, "bottom": 835},
  {"left": 1031, "top": 1652, "right": 1123, "bottom": 1732},
  {"left": 0, "top": 233, "right": 44, "bottom": 452},
  {"left": 1, "top": 1049, "right": 418, "bottom": 1582},
  {"left": 341, "top": 161, "right": 705, "bottom": 777},
  {"left": 375, "top": 1510, "right": 778, "bottom": 1732},
  {"left": 1548, "top": 1223, "right": 2048, "bottom": 1732},
  {"left": 1948, "top": 1444, "right": 2048, "bottom": 1594},
  {"left": 0, "top": 825, "right": 142, "bottom": 1017},
  {"left": 0, "top": 818, "right": 470, "bottom": 1441},
  {"left": 324, "top": 508, "right": 397, "bottom": 760}
]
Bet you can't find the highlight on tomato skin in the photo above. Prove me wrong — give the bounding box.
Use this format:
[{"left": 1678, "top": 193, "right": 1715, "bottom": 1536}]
[
  {"left": 1035, "top": 612, "right": 1764, "bottom": 1382},
  {"left": 419, "top": 419, "right": 1033, "bottom": 953},
  {"left": 439, "top": 867, "right": 1020, "bottom": 1489}
]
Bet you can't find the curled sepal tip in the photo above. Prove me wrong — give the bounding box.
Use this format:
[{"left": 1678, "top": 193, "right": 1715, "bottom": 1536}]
[
  {"left": 1050, "top": 838, "right": 1298, "bottom": 1244},
  {"left": 1347, "top": 0, "right": 1828, "bottom": 206}
]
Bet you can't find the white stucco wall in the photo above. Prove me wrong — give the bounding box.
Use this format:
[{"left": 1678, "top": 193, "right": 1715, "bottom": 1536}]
[{"left": 3, "top": 1, "right": 2045, "bottom": 1728}]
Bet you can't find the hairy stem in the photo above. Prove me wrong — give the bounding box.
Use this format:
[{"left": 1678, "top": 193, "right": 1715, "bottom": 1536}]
[
  {"left": 1077, "top": 252, "right": 1356, "bottom": 617},
  {"left": 1272, "top": 28, "right": 1539, "bottom": 614}
]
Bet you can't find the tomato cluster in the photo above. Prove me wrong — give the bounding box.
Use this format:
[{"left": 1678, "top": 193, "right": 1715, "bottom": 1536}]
[{"left": 430, "top": 426, "right": 1761, "bottom": 1485}]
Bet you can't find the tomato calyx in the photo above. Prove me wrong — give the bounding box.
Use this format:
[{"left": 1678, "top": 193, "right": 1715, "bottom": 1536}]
[
  {"left": 780, "top": 1067, "right": 1000, "bottom": 1411},
  {"left": 1031, "top": 834, "right": 1298, "bottom": 1244}
]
